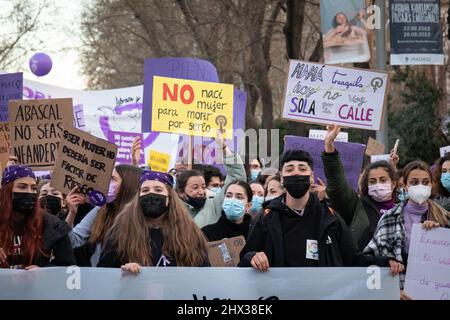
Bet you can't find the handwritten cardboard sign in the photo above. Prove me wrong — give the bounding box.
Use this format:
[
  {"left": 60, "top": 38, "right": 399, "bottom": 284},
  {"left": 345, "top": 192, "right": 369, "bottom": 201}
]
[
  {"left": 8, "top": 98, "right": 74, "bottom": 171},
  {"left": 51, "top": 126, "right": 117, "bottom": 202},
  {"left": 207, "top": 236, "right": 246, "bottom": 267},
  {"left": 365, "top": 137, "right": 385, "bottom": 156},
  {"left": 284, "top": 135, "right": 365, "bottom": 191},
  {"left": 282, "top": 60, "right": 388, "bottom": 130},
  {"left": 0, "top": 123, "right": 10, "bottom": 173},
  {"left": 405, "top": 225, "right": 450, "bottom": 300},
  {"left": 0, "top": 72, "right": 23, "bottom": 122},
  {"left": 151, "top": 76, "right": 234, "bottom": 139}
]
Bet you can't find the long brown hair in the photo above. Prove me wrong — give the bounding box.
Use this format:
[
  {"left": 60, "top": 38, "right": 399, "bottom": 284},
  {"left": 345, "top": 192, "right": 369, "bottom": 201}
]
[
  {"left": 360, "top": 161, "right": 397, "bottom": 197},
  {"left": 0, "top": 182, "right": 44, "bottom": 265},
  {"left": 104, "top": 187, "right": 208, "bottom": 266},
  {"left": 90, "top": 165, "right": 142, "bottom": 244}
]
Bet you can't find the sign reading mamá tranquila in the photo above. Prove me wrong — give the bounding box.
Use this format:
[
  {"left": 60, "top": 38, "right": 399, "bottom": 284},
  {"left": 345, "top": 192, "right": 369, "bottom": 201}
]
[{"left": 282, "top": 60, "right": 388, "bottom": 131}]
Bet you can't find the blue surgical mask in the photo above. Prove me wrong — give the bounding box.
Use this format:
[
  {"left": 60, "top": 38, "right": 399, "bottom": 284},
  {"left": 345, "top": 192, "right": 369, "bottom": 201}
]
[
  {"left": 251, "top": 196, "right": 264, "bottom": 212},
  {"left": 441, "top": 173, "right": 450, "bottom": 192},
  {"left": 209, "top": 187, "right": 222, "bottom": 195},
  {"left": 397, "top": 187, "right": 409, "bottom": 202},
  {"left": 222, "top": 198, "right": 246, "bottom": 221},
  {"left": 250, "top": 169, "right": 261, "bottom": 181}
]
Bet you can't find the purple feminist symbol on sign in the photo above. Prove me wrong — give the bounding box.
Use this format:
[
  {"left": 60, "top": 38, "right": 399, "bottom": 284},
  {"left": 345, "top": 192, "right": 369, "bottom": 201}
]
[{"left": 88, "top": 190, "right": 106, "bottom": 207}]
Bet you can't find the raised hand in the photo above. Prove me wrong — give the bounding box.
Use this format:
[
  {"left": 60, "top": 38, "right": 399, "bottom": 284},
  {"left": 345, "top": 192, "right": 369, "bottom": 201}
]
[
  {"left": 131, "top": 136, "right": 142, "bottom": 166},
  {"left": 324, "top": 124, "right": 341, "bottom": 153}
]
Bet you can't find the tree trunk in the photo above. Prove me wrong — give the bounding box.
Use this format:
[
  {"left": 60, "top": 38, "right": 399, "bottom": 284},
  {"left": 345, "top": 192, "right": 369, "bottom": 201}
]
[{"left": 284, "top": 0, "right": 306, "bottom": 59}]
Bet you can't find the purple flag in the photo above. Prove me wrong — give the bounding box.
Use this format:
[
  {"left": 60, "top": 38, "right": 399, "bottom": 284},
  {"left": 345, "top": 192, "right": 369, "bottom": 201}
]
[
  {"left": 142, "top": 57, "right": 219, "bottom": 132},
  {"left": 284, "top": 135, "right": 365, "bottom": 191},
  {"left": 0, "top": 73, "right": 23, "bottom": 122}
]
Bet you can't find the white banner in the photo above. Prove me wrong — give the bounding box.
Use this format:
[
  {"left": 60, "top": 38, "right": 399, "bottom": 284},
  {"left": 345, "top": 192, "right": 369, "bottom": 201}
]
[{"left": 0, "top": 267, "right": 400, "bottom": 300}]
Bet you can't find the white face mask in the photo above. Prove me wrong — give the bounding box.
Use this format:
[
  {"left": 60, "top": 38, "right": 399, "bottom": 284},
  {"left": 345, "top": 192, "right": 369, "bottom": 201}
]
[
  {"left": 368, "top": 183, "right": 392, "bottom": 202},
  {"left": 407, "top": 185, "right": 431, "bottom": 205},
  {"left": 265, "top": 195, "right": 277, "bottom": 202}
]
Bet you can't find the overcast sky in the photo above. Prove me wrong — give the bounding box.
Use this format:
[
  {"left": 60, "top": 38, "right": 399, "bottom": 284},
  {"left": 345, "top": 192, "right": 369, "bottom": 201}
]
[{"left": 8, "top": 0, "right": 87, "bottom": 90}]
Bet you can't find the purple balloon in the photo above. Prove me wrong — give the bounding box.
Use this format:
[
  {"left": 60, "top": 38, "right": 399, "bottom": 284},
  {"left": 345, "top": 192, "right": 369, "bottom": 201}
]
[{"left": 29, "top": 53, "right": 52, "bottom": 77}]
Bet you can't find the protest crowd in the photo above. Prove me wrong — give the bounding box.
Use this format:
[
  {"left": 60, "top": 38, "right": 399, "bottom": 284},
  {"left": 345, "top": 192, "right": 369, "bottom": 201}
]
[
  {"left": 1, "top": 0, "right": 450, "bottom": 302},
  {"left": 1, "top": 115, "right": 449, "bottom": 300}
]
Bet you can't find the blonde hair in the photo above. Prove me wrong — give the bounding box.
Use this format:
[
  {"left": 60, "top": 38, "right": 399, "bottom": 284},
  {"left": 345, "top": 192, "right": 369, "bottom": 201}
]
[{"left": 104, "top": 187, "right": 208, "bottom": 266}]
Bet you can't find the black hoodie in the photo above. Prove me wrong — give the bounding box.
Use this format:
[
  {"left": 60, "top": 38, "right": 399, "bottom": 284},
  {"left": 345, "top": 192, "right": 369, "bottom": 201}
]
[{"left": 239, "top": 193, "right": 391, "bottom": 268}]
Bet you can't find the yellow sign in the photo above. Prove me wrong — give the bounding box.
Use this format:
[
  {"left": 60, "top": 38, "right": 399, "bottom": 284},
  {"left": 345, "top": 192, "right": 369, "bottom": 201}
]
[
  {"left": 151, "top": 76, "right": 234, "bottom": 139},
  {"left": 148, "top": 150, "right": 171, "bottom": 173}
]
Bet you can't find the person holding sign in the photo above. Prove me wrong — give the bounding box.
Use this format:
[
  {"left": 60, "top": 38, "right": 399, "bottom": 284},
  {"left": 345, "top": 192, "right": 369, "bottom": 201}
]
[
  {"left": 202, "top": 181, "right": 254, "bottom": 242},
  {"left": 67, "top": 164, "right": 143, "bottom": 267},
  {"left": 98, "top": 170, "right": 209, "bottom": 271},
  {"left": 364, "top": 160, "right": 450, "bottom": 293},
  {"left": 322, "top": 125, "right": 399, "bottom": 250},
  {"left": 432, "top": 154, "right": 450, "bottom": 211},
  {"left": 176, "top": 130, "right": 246, "bottom": 228},
  {"left": 0, "top": 165, "right": 75, "bottom": 269},
  {"left": 239, "top": 149, "right": 401, "bottom": 273}
]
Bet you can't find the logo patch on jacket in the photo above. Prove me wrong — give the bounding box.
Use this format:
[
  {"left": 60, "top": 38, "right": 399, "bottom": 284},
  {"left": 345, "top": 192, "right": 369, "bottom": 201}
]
[{"left": 306, "top": 239, "right": 319, "bottom": 260}]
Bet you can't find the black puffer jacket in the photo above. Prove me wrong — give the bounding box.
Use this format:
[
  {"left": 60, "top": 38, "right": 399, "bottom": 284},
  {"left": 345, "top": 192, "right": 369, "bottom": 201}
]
[{"left": 239, "top": 193, "right": 391, "bottom": 268}]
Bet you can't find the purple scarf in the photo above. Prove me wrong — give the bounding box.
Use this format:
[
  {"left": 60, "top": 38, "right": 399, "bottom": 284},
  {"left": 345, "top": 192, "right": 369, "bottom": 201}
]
[
  {"left": 375, "top": 199, "right": 395, "bottom": 216},
  {"left": 403, "top": 200, "right": 428, "bottom": 254}
]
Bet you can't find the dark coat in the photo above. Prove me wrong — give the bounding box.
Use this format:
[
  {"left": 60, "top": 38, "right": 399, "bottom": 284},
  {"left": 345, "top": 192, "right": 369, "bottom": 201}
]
[
  {"left": 322, "top": 150, "right": 386, "bottom": 250},
  {"left": 239, "top": 193, "right": 390, "bottom": 268},
  {"left": 34, "top": 213, "right": 76, "bottom": 267},
  {"left": 202, "top": 213, "right": 253, "bottom": 241}
]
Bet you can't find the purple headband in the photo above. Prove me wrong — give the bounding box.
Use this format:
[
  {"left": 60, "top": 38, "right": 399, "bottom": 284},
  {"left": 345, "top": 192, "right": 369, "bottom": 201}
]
[
  {"left": 1, "top": 165, "right": 36, "bottom": 186},
  {"left": 140, "top": 170, "right": 174, "bottom": 188}
]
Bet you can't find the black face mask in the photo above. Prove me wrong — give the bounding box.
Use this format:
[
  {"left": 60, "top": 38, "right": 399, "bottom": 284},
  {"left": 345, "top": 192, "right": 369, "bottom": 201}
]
[
  {"left": 140, "top": 193, "right": 168, "bottom": 219},
  {"left": 12, "top": 192, "right": 37, "bottom": 215},
  {"left": 185, "top": 195, "right": 206, "bottom": 210},
  {"left": 282, "top": 175, "right": 311, "bottom": 199},
  {"left": 40, "top": 195, "right": 62, "bottom": 215}
]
